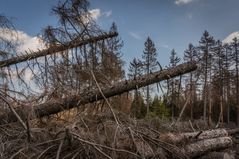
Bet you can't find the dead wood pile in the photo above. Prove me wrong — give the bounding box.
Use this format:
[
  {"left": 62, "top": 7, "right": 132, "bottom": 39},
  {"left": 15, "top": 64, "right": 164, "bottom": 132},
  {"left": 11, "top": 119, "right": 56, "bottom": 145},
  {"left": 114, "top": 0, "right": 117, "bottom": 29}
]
[
  {"left": 160, "top": 128, "right": 236, "bottom": 159},
  {"left": 0, "top": 110, "right": 237, "bottom": 159}
]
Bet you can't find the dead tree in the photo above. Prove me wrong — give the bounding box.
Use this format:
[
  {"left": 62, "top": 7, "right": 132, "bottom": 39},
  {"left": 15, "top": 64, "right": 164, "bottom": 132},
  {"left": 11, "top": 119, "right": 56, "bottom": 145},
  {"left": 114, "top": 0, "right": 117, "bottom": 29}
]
[
  {"left": 0, "top": 61, "right": 197, "bottom": 124},
  {"left": 0, "top": 32, "right": 118, "bottom": 68}
]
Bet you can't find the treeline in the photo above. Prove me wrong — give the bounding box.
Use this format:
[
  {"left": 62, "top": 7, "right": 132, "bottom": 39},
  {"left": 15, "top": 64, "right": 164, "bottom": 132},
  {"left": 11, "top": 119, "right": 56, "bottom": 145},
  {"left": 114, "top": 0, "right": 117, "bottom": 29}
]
[{"left": 128, "top": 31, "right": 239, "bottom": 126}]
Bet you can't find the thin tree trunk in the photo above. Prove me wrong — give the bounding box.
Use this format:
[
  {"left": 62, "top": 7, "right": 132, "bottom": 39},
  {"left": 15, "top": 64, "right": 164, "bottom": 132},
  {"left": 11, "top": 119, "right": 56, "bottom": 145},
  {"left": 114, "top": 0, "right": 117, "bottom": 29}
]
[
  {"left": 171, "top": 79, "right": 175, "bottom": 120},
  {"left": 236, "top": 50, "right": 239, "bottom": 125},
  {"left": 203, "top": 63, "right": 208, "bottom": 122},
  {"left": 190, "top": 73, "right": 193, "bottom": 120},
  {"left": 208, "top": 67, "right": 212, "bottom": 127},
  {"left": 0, "top": 32, "right": 118, "bottom": 68}
]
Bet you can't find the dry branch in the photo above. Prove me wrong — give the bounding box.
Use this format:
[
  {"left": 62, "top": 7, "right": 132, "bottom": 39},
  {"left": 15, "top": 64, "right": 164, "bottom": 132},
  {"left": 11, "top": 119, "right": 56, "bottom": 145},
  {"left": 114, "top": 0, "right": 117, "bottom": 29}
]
[
  {"left": 0, "top": 32, "right": 118, "bottom": 68},
  {"left": 0, "top": 61, "right": 197, "bottom": 124}
]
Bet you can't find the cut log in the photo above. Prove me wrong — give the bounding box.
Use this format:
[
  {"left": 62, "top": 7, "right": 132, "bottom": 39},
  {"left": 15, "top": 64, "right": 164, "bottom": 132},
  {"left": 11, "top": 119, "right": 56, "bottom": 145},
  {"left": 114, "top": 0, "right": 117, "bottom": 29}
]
[
  {"left": 0, "top": 61, "right": 197, "bottom": 124},
  {"left": 0, "top": 32, "right": 118, "bottom": 68},
  {"left": 184, "top": 137, "right": 232, "bottom": 158},
  {"left": 227, "top": 128, "right": 239, "bottom": 135},
  {"left": 159, "top": 128, "right": 234, "bottom": 158},
  {"left": 161, "top": 129, "right": 228, "bottom": 144},
  {"left": 199, "top": 152, "right": 235, "bottom": 159}
]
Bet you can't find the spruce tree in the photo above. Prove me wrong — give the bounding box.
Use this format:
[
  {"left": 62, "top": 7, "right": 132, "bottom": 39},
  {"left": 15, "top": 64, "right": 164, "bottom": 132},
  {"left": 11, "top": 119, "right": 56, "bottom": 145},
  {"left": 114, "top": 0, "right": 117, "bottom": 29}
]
[
  {"left": 128, "top": 58, "right": 143, "bottom": 79},
  {"left": 128, "top": 58, "right": 144, "bottom": 117},
  {"left": 212, "top": 40, "right": 224, "bottom": 125},
  {"left": 184, "top": 43, "right": 197, "bottom": 120},
  {"left": 199, "top": 31, "right": 215, "bottom": 122},
  {"left": 142, "top": 37, "right": 158, "bottom": 115},
  {"left": 131, "top": 93, "right": 146, "bottom": 118},
  {"left": 168, "top": 49, "right": 180, "bottom": 120},
  {"left": 103, "top": 22, "right": 125, "bottom": 81},
  {"left": 231, "top": 37, "right": 239, "bottom": 125}
]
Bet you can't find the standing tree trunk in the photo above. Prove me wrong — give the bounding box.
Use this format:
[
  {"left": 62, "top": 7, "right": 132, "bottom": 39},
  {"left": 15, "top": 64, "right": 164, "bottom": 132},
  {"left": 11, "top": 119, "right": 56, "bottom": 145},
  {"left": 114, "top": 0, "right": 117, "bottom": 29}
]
[
  {"left": 208, "top": 60, "right": 212, "bottom": 127},
  {"left": 203, "top": 49, "right": 208, "bottom": 122},
  {"left": 232, "top": 38, "right": 239, "bottom": 125},
  {"left": 236, "top": 50, "right": 239, "bottom": 125},
  {"left": 190, "top": 73, "right": 194, "bottom": 120}
]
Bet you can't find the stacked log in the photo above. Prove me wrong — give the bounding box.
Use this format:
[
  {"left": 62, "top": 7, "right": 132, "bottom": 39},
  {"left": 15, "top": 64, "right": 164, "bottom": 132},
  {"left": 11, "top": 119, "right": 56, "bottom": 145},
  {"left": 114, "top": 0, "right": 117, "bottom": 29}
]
[{"left": 160, "top": 129, "right": 235, "bottom": 159}]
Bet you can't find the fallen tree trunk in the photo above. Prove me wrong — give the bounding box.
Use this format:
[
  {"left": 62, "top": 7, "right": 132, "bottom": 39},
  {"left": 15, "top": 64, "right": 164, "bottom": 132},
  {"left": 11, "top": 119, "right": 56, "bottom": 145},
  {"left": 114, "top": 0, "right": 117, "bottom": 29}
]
[
  {"left": 159, "top": 128, "right": 235, "bottom": 158},
  {"left": 184, "top": 137, "right": 232, "bottom": 158},
  {"left": 0, "top": 32, "right": 118, "bottom": 68},
  {"left": 227, "top": 128, "right": 239, "bottom": 135},
  {"left": 161, "top": 129, "right": 229, "bottom": 144},
  {"left": 199, "top": 152, "right": 234, "bottom": 159},
  {"left": 0, "top": 61, "right": 197, "bottom": 124}
]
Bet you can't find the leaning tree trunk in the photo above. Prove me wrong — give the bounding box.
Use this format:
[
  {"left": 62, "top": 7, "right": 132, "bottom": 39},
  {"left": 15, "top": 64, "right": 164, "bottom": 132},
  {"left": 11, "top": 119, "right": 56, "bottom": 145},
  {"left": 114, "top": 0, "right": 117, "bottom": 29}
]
[
  {"left": 0, "top": 61, "right": 197, "bottom": 124},
  {"left": 0, "top": 32, "right": 118, "bottom": 68}
]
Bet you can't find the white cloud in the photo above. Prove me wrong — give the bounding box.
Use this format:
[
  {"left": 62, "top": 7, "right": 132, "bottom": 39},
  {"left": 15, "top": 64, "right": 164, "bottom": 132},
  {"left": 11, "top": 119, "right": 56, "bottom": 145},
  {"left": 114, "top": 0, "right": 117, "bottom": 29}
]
[
  {"left": 0, "top": 28, "right": 45, "bottom": 53},
  {"left": 24, "top": 69, "right": 34, "bottom": 82},
  {"left": 0, "top": 29, "right": 44, "bottom": 84},
  {"left": 89, "top": 9, "right": 101, "bottom": 20},
  {"left": 175, "top": 0, "right": 194, "bottom": 5},
  {"left": 81, "top": 9, "right": 101, "bottom": 24},
  {"left": 89, "top": 9, "right": 112, "bottom": 19},
  {"left": 223, "top": 31, "right": 239, "bottom": 44},
  {"left": 129, "top": 32, "right": 142, "bottom": 40},
  {"left": 82, "top": 9, "right": 112, "bottom": 24}
]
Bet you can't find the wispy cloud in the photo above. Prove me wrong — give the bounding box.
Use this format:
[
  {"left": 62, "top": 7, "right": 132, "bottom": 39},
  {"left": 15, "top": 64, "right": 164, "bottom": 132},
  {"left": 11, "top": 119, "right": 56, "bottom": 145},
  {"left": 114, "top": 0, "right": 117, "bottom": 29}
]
[
  {"left": 161, "top": 44, "right": 170, "bottom": 49},
  {"left": 223, "top": 31, "right": 239, "bottom": 44},
  {"left": 129, "top": 32, "right": 142, "bottom": 40},
  {"left": 104, "top": 10, "right": 112, "bottom": 17},
  {"left": 186, "top": 13, "right": 193, "bottom": 20},
  {"left": 89, "top": 9, "right": 112, "bottom": 20},
  {"left": 175, "top": 0, "right": 194, "bottom": 5}
]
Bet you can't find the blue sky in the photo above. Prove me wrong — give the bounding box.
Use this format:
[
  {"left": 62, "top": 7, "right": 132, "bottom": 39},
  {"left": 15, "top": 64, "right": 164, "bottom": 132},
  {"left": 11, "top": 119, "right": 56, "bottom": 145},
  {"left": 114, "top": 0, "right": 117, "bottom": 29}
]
[{"left": 1, "top": 0, "right": 239, "bottom": 69}]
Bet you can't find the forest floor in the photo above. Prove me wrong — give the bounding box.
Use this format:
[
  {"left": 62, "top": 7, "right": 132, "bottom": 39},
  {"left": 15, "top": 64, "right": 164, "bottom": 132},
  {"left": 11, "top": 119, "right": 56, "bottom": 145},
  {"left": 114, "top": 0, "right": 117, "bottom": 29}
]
[{"left": 0, "top": 109, "right": 238, "bottom": 159}]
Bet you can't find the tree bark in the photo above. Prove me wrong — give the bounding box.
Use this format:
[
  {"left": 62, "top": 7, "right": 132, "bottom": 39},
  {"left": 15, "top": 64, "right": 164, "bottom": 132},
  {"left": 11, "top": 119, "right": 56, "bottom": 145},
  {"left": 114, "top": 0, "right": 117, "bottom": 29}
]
[
  {"left": 160, "top": 129, "right": 229, "bottom": 144},
  {"left": 184, "top": 137, "right": 232, "bottom": 158},
  {"left": 0, "top": 61, "right": 197, "bottom": 124},
  {"left": 155, "top": 128, "right": 234, "bottom": 159},
  {"left": 199, "top": 152, "right": 234, "bottom": 159}
]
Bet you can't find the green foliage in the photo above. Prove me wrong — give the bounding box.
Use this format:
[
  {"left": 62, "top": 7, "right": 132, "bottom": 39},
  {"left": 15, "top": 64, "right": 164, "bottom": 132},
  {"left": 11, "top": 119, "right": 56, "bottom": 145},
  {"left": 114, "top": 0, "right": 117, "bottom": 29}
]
[
  {"left": 130, "top": 92, "right": 147, "bottom": 119},
  {"left": 147, "top": 95, "right": 170, "bottom": 119}
]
